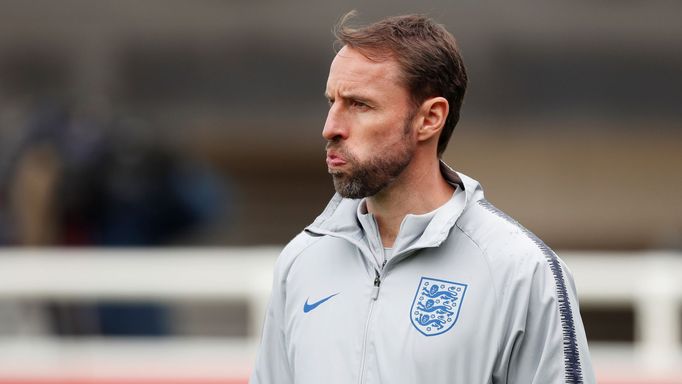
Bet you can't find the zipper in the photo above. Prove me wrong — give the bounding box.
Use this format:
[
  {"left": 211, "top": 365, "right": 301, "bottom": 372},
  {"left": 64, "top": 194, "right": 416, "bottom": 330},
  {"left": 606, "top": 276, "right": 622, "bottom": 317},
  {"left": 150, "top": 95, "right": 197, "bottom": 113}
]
[
  {"left": 371, "top": 269, "right": 381, "bottom": 300},
  {"left": 358, "top": 279, "right": 377, "bottom": 384},
  {"left": 371, "top": 260, "right": 386, "bottom": 300},
  {"left": 358, "top": 259, "right": 388, "bottom": 384}
]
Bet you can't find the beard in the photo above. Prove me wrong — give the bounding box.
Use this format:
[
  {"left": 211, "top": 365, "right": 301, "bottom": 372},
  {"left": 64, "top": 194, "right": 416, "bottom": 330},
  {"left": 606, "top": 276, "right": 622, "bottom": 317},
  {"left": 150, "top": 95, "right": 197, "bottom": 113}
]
[{"left": 327, "top": 120, "right": 415, "bottom": 199}]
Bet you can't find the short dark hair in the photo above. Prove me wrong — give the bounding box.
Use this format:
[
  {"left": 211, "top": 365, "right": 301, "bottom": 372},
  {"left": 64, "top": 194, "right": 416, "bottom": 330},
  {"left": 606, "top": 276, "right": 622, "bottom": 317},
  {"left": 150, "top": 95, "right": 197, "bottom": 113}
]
[{"left": 334, "top": 12, "right": 468, "bottom": 156}]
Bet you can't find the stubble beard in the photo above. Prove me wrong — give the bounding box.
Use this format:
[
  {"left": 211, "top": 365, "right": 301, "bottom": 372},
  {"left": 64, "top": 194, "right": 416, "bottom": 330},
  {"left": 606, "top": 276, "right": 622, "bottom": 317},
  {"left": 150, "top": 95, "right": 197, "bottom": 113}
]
[{"left": 327, "top": 122, "right": 415, "bottom": 199}]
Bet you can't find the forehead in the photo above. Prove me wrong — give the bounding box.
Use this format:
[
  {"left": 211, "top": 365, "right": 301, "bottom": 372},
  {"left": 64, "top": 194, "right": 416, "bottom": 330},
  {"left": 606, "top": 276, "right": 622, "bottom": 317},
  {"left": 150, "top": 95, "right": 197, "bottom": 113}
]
[{"left": 326, "top": 46, "right": 405, "bottom": 97}]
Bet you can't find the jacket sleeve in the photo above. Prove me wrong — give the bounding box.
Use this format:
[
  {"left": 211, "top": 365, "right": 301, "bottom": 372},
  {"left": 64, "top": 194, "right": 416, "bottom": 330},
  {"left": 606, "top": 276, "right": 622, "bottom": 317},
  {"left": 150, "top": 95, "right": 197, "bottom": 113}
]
[
  {"left": 249, "top": 250, "right": 294, "bottom": 384},
  {"left": 497, "top": 256, "right": 596, "bottom": 384}
]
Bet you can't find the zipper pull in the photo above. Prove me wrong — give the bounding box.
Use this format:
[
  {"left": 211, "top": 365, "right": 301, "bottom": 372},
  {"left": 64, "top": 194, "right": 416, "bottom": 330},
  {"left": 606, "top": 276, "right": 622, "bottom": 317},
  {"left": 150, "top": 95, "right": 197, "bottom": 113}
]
[{"left": 372, "top": 270, "right": 381, "bottom": 300}]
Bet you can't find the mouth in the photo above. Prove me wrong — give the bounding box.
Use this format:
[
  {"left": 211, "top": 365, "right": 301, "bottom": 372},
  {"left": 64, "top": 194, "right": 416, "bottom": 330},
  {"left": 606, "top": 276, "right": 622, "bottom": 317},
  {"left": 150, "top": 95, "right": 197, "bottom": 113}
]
[{"left": 326, "top": 152, "right": 347, "bottom": 168}]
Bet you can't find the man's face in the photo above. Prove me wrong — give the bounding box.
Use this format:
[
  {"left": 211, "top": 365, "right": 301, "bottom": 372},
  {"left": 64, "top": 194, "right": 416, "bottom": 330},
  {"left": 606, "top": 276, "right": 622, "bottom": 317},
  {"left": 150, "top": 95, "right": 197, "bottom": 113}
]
[{"left": 323, "top": 46, "right": 417, "bottom": 199}]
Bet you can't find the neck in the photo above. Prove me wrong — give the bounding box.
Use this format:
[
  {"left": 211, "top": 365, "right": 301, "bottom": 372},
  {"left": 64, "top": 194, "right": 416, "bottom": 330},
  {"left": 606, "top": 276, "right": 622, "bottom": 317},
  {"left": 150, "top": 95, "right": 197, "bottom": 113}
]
[{"left": 365, "top": 154, "right": 454, "bottom": 248}]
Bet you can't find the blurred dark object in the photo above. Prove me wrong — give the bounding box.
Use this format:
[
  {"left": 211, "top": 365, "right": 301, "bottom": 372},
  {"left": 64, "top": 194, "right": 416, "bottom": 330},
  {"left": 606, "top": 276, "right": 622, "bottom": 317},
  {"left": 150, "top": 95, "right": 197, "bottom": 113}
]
[
  {"left": 48, "top": 301, "right": 169, "bottom": 337},
  {"left": 0, "top": 102, "right": 228, "bottom": 336},
  {"left": 57, "top": 125, "right": 221, "bottom": 246},
  {"left": 1, "top": 102, "right": 227, "bottom": 246},
  {"left": 580, "top": 305, "right": 636, "bottom": 343}
]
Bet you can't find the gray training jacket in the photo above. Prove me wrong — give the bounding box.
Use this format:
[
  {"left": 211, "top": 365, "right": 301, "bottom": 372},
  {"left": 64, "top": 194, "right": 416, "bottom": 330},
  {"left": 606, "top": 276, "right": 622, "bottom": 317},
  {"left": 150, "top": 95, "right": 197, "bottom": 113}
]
[{"left": 251, "top": 164, "right": 595, "bottom": 384}]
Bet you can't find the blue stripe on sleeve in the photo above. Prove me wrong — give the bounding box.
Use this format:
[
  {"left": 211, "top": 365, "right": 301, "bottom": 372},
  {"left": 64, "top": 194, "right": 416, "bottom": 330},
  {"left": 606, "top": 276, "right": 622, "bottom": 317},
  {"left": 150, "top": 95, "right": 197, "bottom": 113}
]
[{"left": 477, "top": 199, "right": 584, "bottom": 384}]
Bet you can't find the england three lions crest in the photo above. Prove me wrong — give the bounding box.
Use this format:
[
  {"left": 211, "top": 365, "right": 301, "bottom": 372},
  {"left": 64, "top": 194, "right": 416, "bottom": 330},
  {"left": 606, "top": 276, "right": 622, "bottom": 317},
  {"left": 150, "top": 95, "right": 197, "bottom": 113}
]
[{"left": 410, "top": 277, "right": 467, "bottom": 336}]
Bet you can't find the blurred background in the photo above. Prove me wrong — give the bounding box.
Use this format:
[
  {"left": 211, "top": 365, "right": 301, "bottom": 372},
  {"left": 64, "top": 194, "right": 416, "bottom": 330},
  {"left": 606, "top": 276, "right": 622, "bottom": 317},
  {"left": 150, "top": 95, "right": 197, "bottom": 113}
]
[{"left": 0, "top": 0, "right": 680, "bottom": 383}]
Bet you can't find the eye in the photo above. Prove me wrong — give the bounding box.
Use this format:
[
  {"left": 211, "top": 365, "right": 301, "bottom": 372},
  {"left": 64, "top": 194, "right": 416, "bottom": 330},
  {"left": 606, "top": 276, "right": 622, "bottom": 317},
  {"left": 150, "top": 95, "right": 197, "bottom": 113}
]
[{"left": 349, "top": 99, "right": 370, "bottom": 110}]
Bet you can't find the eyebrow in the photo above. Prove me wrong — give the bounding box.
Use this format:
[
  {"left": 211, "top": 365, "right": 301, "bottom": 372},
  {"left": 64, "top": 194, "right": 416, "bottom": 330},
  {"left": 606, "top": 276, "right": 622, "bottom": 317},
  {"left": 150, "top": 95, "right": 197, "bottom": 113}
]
[{"left": 324, "top": 91, "right": 374, "bottom": 104}]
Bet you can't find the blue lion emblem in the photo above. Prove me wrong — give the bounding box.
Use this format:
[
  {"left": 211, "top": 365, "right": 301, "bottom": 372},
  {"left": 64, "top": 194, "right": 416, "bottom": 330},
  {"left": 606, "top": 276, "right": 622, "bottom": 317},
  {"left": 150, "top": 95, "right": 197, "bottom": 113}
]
[{"left": 410, "top": 277, "right": 467, "bottom": 336}]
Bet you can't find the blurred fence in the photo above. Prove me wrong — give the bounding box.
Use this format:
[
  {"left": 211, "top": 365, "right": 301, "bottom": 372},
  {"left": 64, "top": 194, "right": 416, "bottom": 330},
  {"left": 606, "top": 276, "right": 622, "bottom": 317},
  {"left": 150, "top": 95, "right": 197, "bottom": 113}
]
[{"left": 0, "top": 248, "right": 680, "bottom": 384}]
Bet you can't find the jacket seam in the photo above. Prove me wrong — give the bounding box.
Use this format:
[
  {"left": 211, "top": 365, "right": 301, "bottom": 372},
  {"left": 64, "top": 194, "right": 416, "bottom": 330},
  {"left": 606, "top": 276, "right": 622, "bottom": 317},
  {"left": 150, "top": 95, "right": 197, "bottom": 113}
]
[
  {"left": 283, "top": 234, "right": 326, "bottom": 285},
  {"left": 453, "top": 220, "right": 503, "bottom": 365}
]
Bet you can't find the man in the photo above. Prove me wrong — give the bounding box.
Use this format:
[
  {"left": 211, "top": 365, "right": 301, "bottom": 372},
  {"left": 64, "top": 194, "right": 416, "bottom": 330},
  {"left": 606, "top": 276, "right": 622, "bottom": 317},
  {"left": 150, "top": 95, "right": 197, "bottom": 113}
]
[{"left": 251, "top": 13, "right": 595, "bottom": 384}]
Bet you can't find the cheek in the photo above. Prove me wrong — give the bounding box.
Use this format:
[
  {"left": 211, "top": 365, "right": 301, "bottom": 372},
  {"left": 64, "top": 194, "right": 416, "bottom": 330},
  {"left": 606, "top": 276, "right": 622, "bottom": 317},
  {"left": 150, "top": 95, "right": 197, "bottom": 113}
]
[
  {"left": 357, "top": 117, "right": 396, "bottom": 143},
  {"left": 348, "top": 114, "right": 410, "bottom": 159}
]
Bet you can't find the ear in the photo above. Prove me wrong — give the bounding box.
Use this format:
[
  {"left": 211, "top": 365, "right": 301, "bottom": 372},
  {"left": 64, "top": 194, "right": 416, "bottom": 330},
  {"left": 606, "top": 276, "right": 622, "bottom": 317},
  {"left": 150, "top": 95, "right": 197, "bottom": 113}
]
[{"left": 415, "top": 97, "right": 449, "bottom": 143}]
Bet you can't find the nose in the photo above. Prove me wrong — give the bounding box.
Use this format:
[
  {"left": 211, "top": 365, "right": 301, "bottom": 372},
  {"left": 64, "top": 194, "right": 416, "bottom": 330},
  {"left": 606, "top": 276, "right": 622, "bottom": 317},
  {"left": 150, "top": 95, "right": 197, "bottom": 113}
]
[{"left": 322, "top": 103, "right": 348, "bottom": 141}]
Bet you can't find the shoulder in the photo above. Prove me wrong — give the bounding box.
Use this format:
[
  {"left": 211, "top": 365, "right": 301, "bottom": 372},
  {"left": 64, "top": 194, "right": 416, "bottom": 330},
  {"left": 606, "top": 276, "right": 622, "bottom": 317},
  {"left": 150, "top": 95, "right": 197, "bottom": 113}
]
[
  {"left": 455, "top": 198, "right": 565, "bottom": 284},
  {"left": 272, "top": 231, "right": 323, "bottom": 283},
  {"left": 454, "top": 199, "right": 581, "bottom": 331}
]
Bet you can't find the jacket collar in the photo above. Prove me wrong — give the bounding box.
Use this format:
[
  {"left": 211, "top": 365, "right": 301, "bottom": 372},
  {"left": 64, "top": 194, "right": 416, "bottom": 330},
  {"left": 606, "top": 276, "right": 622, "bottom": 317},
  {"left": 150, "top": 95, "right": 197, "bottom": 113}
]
[{"left": 305, "top": 162, "right": 484, "bottom": 257}]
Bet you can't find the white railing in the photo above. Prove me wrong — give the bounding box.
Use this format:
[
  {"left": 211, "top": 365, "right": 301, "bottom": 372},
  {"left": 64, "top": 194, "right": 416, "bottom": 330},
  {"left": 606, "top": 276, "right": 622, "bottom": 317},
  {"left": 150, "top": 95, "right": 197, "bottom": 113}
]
[
  {"left": 0, "top": 247, "right": 277, "bottom": 382},
  {"left": 0, "top": 248, "right": 679, "bottom": 382}
]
